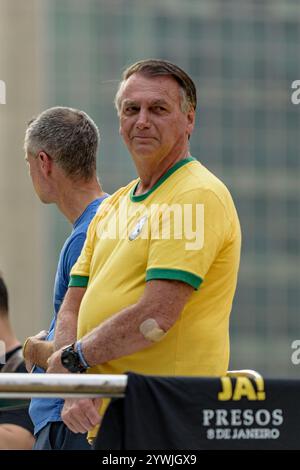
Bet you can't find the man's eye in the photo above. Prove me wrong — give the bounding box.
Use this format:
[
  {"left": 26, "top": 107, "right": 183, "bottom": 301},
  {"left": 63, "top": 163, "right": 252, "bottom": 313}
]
[
  {"left": 153, "top": 106, "right": 166, "bottom": 112},
  {"left": 124, "top": 106, "right": 138, "bottom": 114}
]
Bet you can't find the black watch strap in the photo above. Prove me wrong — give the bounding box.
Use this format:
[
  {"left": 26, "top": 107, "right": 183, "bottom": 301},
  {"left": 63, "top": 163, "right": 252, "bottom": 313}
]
[{"left": 61, "top": 343, "right": 88, "bottom": 373}]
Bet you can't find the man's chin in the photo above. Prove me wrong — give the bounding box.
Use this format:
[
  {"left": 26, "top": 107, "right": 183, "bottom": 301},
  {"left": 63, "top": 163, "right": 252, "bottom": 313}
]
[
  {"left": 38, "top": 195, "right": 52, "bottom": 204},
  {"left": 132, "top": 144, "right": 157, "bottom": 158}
]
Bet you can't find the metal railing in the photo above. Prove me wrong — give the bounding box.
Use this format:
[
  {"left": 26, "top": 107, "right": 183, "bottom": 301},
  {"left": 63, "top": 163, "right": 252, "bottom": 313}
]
[
  {"left": 0, "top": 374, "right": 128, "bottom": 399},
  {"left": 0, "top": 370, "right": 262, "bottom": 399}
]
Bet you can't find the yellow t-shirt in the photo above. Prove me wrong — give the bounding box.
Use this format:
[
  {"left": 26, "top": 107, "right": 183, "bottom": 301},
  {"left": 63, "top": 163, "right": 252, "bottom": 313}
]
[{"left": 70, "top": 157, "right": 241, "bottom": 437}]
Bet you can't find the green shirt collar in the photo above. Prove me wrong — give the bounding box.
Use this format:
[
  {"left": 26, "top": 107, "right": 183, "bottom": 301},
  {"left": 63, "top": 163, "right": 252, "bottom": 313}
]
[{"left": 130, "top": 156, "right": 196, "bottom": 202}]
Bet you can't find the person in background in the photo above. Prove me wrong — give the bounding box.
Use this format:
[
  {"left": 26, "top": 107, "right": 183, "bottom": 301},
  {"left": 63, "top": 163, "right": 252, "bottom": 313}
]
[
  {"left": 0, "top": 273, "right": 35, "bottom": 450},
  {"left": 22, "top": 107, "right": 109, "bottom": 450}
]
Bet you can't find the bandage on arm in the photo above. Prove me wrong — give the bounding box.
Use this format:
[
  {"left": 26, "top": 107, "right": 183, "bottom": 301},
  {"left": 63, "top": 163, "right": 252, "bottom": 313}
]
[{"left": 139, "top": 318, "right": 166, "bottom": 342}]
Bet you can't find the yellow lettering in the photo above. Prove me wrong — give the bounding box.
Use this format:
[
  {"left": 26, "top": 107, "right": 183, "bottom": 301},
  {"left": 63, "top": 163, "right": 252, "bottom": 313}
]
[
  {"left": 218, "top": 377, "right": 233, "bottom": 400},
  {"left": 232, "top": 377, "right": 257, "bottom": 400},
  {"left": 255, "top": 376, "right": 266, "bottom": 400},
  {"left": 218, "top": 376, "right": 266, "bottom": 401}
]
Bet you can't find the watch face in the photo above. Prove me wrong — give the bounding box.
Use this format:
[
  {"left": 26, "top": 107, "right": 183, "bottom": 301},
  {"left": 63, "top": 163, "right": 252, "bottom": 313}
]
[
  {"left": 61, "top": 346, "right": 86, "bottom": 373},
  {"left": 61, "top": 347, "right": 80, "bottom": 372}
]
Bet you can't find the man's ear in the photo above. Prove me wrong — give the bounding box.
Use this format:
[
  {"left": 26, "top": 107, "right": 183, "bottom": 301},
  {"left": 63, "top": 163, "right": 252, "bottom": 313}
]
[
  {"left": 37, "top": 151, "right": 52, "bottom": 175},
  {"left": 186, "top": 109, "right": 195, "bottom": 138},
  {"left": 187, "top": 109, "right": 196, "bottom": 126}
]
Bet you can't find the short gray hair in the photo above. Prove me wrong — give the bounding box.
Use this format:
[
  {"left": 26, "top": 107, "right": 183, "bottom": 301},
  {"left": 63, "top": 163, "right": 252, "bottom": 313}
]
[
  {"left": 24, "top": 107, "right": 100, "bottom": 180},
  {"left": 115, "top": 59, "right": 197, "bottom": 115}
]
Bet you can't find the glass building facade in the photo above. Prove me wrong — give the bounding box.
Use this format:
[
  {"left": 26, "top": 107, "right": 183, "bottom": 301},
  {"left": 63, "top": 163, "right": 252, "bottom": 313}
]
[{"left": 42, "top": 0, "right": 300, "bottom": 377}]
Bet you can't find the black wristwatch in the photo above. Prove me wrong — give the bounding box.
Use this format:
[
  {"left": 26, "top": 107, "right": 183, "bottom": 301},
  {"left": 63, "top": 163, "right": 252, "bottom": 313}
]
[{"left": 61, "top": 343, "right": 88, "bottom": 373}]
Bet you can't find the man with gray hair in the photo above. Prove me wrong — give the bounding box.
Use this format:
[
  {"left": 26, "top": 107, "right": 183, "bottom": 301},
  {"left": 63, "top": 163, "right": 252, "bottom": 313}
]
[
  {"left": 46, "top": 59, "right": 241, "bottom": 446},
  {"left": 22, "top": 106, "right": 108, "bottom": 449}
]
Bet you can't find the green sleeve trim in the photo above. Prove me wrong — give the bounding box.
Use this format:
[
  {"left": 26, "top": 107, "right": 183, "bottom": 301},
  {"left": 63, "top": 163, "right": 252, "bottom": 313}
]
[
  {"left": 146, "top": 268, "right": 203, "bottom": 290},
  {"left": 68, "top": 275, "right": 89, "bottom": 288}
]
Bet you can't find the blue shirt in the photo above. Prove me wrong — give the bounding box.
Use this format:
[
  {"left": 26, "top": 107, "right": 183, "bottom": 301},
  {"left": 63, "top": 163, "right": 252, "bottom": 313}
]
[{"left": 29, "top": 195, "right": 108, "bottom": 435}]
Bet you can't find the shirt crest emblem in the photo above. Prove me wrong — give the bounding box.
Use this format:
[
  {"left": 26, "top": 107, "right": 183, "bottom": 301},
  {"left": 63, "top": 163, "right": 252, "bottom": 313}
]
[{"left": 129, "top": 215, "right": 147, "bottom": 241}]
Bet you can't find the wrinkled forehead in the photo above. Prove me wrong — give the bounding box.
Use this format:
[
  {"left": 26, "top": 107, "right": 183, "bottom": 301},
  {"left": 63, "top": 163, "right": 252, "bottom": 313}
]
[{"left": 119, "top": 73, "right": 182, "bottom": 106}]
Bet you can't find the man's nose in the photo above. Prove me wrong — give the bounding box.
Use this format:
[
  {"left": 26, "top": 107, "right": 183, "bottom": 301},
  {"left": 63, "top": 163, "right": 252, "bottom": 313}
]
[{"left": 136, "top": 109, "right": 150, "bottom": 129}]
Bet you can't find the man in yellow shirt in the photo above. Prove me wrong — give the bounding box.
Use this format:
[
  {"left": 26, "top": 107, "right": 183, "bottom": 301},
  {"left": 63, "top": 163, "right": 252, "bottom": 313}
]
[{"left": 47, "top": 59, "right": 241, "bottom": 438}]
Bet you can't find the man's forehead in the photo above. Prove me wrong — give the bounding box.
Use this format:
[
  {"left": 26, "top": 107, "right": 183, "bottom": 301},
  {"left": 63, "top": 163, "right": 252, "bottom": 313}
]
[{"left": 121, "top": 73, "right": 181, "bottom": 102}]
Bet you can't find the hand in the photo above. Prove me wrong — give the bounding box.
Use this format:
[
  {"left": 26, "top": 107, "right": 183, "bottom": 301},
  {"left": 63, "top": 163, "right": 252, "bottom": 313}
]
[
  {"left": 61, "top": 398, "right": 102, "bottom": 433},
  {"left": 34, "top": 330, "right": 49, "bottom": 341},
  {"left": 46, "top": 348, "right": 69, "bottom": 374},
  {"left": 23, "top": 330, "right": 48, "bottom": 372},
  {"left": 25, "top": 358, "right": 34, "bottom": 373}
]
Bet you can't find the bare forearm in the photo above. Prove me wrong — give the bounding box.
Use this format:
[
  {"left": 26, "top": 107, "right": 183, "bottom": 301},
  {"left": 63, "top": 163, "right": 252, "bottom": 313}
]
[
  {"left": 54, "top": 287, "right": 86, "bottom": 350},
  {"left": 54, "top": 309, "right": 78, "bottom": 350},
  {"left": 81, "top": 280, "right": 192, "bottom": 367},
  {"left": 0, "top": 425, "right": 35, "bottom": 450},
  {"left": 81, "top": 303, "right": 152, "bottom": 367},
  {"left": 47, "top": 280, "right": 193, "bottom": 376}
]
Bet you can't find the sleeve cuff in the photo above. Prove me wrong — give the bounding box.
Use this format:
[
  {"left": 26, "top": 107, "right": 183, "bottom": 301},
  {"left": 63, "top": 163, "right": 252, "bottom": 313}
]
[
  {"left": 69, "top": 275, "right": 89, "bottom": 288},
  {"left": 146, "top": 268, "right": 203, "bottom": 290}
]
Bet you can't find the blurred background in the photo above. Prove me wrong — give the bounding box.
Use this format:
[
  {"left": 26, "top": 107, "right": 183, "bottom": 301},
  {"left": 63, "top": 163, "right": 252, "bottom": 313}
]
[{"left": 0, "top": 0, "right": 299, "bottom": 377}]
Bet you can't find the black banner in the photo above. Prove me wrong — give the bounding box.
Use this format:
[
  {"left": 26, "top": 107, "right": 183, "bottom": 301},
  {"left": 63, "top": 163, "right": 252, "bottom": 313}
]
[{"left": 94, "top": 372, "right": 300, "bottom": 450}]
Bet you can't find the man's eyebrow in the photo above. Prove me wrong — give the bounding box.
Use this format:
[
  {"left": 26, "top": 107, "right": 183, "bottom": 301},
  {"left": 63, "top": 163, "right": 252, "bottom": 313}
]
[
  {"left": 151, "top": 99, "right": 168, "bottom": 106},
  {"left": 122, "top": 99, "right": 169, "bottom": 107},
  {"left": 122, "top": 100, "right": 139, "bottom": 107}
]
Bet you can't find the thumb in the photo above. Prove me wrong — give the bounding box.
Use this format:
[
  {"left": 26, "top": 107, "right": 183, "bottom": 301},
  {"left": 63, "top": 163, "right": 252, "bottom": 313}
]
[{"left": 36, "top": 330, "right": 48, "bottom": 340}]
